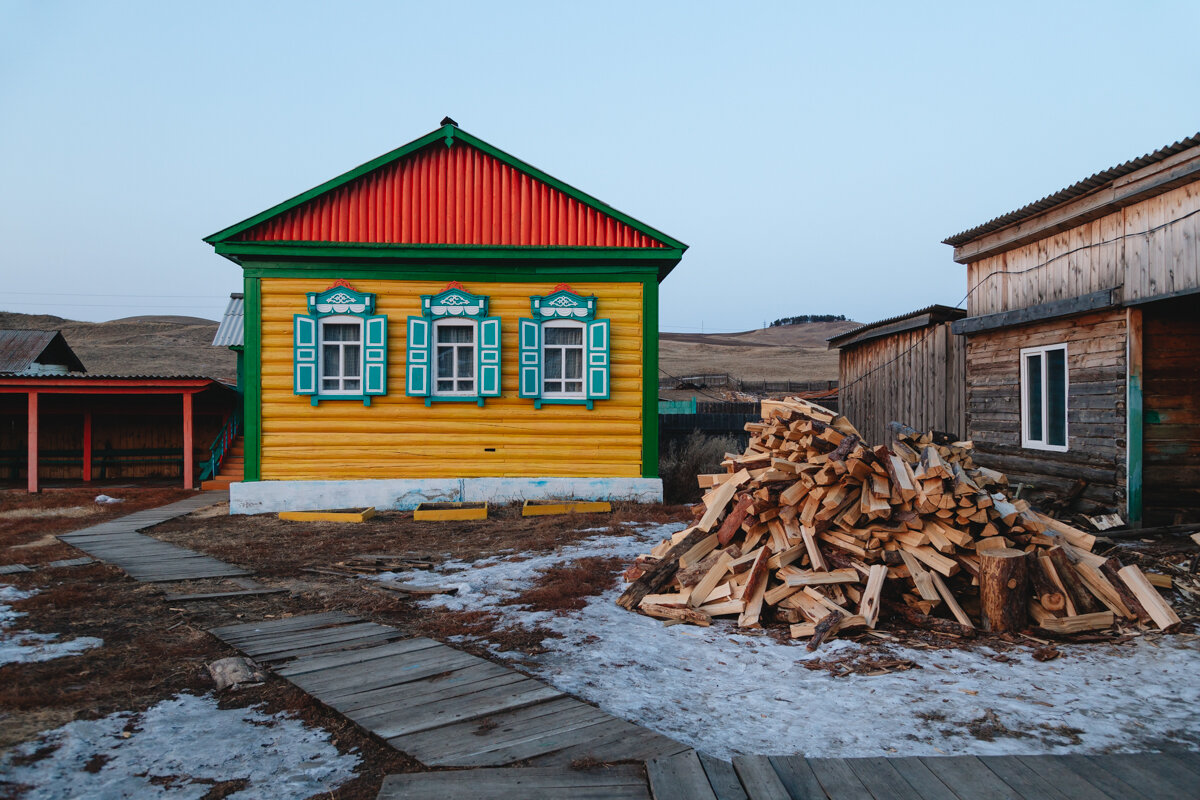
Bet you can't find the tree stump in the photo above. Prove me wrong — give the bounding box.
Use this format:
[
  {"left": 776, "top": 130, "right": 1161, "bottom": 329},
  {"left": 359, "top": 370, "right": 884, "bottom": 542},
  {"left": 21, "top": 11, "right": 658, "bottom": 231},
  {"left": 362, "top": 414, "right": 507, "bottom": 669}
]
[{"left": 979, "top": 548, "right": 1028, "bottom": 633}]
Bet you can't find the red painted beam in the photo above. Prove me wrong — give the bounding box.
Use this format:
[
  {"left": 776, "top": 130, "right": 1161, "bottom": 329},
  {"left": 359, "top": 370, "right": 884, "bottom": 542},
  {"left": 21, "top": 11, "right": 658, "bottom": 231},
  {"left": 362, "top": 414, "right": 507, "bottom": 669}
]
[
  {"left": 182, "top": 392, "right": 194, "bottom": 490},
  {"left": 0, "top": 378, "right": 217, "bottom": 390},
  {"left": 82, "top": 410, "right": 92, "bottom": 483},
  {"left": 0, "top": 386, "right": 215, "bottom": 395},
  {"left": 27, "top": 391, "right": 38, "bottom": 493}
]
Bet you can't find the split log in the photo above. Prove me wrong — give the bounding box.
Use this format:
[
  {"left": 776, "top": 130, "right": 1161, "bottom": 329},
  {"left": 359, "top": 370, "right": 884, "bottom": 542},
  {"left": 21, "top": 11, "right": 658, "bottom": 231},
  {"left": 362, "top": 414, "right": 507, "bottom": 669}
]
[
  {"left": 1100, "top": 558, "right": 1151, "bottom": 624},
  {"left": 807, "top": 610, "right": 842, "bottom": 651},
  {"left": 1025, "top": 552, "right": 1066, "bottom": 616},
  {"left": 1046, "top": 546, "right": 1101, "bottom": 614},
  {"left": 888, "top": 601, "right": 976, "bottom": 638},
  {"left": 1117, "top": 565, "right": 1182, "bottom": 631},
  {"left": 978, "top": 548, "right": 1028, "bottom": 633},
  {"left": 617, "top": 527, "right": 710, "bottom": 610},
  {"left": 716, "top": 496, "right": 755, "bottom": 546}
]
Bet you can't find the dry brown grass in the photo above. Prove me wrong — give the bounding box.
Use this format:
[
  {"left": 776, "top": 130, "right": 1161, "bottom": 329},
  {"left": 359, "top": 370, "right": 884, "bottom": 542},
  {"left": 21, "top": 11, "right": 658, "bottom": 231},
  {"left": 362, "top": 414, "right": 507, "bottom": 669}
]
[{"left": 507, "top": 556, "right": 626, "bottom": 613}]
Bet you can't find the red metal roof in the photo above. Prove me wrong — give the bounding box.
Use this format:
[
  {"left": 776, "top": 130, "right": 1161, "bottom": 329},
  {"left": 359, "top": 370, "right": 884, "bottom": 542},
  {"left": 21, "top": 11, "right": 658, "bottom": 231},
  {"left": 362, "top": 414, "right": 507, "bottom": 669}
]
[{"left": 234, "top": 140, "right": 667, "bottom": 248}]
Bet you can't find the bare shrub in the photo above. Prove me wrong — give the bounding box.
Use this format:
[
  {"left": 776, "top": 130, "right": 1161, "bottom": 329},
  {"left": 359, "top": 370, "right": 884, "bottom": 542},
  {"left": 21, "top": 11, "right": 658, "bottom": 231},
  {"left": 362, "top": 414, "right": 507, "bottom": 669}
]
[{"left": 659, "top": 430, "right": 741, "bottom": 504}]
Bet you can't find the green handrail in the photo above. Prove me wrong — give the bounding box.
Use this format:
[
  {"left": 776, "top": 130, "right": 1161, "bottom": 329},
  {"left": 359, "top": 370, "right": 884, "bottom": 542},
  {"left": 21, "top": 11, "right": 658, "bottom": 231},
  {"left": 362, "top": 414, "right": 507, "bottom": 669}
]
[{"left": 199, "top": 408, "right": 241, "bottom": 481}]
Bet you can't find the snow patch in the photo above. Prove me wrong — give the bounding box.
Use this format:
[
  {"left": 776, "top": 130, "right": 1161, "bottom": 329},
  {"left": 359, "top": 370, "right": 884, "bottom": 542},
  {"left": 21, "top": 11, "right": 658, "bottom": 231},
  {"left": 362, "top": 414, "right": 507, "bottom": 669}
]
[
  {"left": 0, "top": 693, "right": 360, "bottom": 799},
  {"left": 0, "top": 584, "right": 102, "bottom": 666},
  {"left": 392, "top": 523, "right": 1200, "bottom": 758}
]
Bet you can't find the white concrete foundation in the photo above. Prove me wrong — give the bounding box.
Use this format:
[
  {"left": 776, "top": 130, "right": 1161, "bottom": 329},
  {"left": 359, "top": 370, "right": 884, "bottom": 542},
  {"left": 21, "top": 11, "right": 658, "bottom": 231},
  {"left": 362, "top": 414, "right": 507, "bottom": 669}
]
[{"left": 228, "top": 477, "right": 663, "bottom": 515}]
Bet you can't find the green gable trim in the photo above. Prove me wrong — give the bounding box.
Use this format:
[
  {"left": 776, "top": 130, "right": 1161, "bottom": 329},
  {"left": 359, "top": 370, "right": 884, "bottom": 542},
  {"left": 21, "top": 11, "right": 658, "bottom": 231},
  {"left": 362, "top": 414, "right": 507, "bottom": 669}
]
[
  {"left": 215, "top": 242, "right": 683, "bottom": 281},
  {"left": 243, "top": 277, "right": 262, "bottom": 482},
  {"left": 241, "top": 264, "right": 660, "bottom": 283},
  {"left": 642, "top": 276, "right": 659, "bottom": 479},
  {"left": 204, "top": 124, "right": 688, "bottom": 254}
]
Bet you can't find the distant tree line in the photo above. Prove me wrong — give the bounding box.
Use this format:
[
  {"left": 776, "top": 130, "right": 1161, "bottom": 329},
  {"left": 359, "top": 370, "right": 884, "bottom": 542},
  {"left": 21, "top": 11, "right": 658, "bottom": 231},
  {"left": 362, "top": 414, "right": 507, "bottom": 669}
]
[{"left": 769, "top": 314, "right": 847, "bottom": 327}]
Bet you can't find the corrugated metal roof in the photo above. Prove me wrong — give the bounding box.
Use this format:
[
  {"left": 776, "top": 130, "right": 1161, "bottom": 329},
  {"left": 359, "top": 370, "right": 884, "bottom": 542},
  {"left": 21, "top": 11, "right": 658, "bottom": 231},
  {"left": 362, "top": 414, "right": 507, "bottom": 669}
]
[
  {"left": 827, "top": 305, "right": 965, "bottom": 350},
  {"left": 234, "top": 140, "right": 668, "bottom": 248},
  {"left": 212, "top": 293, "right": 244, "bottom": 347},
  {"left": 0, "top": 330, "right": 86, "bottom": 374},
  {"left": 943, "top": 132, "right": 1200, "bottom": 247}
]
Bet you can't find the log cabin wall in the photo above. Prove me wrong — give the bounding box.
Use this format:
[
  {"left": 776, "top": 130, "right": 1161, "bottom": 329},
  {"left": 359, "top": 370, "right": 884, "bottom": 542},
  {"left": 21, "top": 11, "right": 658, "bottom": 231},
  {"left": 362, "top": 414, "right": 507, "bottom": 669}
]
[
  {"left": 964, "top": 308, "right": 1127, "bottom": 512},
  {"left": 964, "top": 182, "right": 1200, "bottom": 317},
  {"left": 1142, "top": 294, "right": 1200, "bottom": 524},
  {"left": 838, "top": 321, "right": 966, "bottom": 446}
]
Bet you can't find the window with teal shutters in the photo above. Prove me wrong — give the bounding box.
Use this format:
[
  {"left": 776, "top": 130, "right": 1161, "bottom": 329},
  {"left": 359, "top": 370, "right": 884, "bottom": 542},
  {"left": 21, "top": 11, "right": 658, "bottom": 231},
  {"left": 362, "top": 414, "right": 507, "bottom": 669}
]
[
  {"left": 407, "top": 282, "right": 498, "bottom": 406},
  {"left": 586, "top": 319, "right": 610, "bottom": 400},
  {"left": 406, "top": 317, "right": 430, "bottom": 396},
  {"left": 522, "top": 285, "right": 608, "bottom": 410},
  {"left": 293, "top": 281, "right": 386, "bottom": 406},
  {"left": 518, "top": 318, "right": 541, "bottom": 398},
  {"left": 293, "top": 315, "right": 318, "bottom": 396}
]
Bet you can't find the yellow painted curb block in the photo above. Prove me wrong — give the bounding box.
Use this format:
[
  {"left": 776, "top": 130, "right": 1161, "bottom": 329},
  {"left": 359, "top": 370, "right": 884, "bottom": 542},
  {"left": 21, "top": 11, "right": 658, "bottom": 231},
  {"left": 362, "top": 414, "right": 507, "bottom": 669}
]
[
  {"left": 521, "top": 500, "right": 612, "bottom": 517},
  {"left": 413, "top": 502, "right": 489, "bottom": 521},
  {"left": 278, "top": 507, "right": 377, "bottom": 523}
]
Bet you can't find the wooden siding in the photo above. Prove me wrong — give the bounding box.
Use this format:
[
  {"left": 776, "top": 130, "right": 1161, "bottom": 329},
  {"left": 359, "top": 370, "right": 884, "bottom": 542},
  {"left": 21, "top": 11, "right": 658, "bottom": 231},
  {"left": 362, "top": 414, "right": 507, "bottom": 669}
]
[
  {"left": 237, "top": 142, "right": 665, "bottom": 248},
  {"left": 965, "top": 183, "right": 1200, "bottom": 316},
  {"left": 965, "top": 309, "right": 1127, "bottom": 511},
  {"left": 258, "top": 278, "right": 644, "bottom": 480},
  {"left": 838, "top": 322, "right": 965, "bottom": 446},
  {"left": 1143, "top": 295, "right": 1200, "bottom": 524},
  {"left": 0, "top": 395, "right": 226, "bottom": 481}
]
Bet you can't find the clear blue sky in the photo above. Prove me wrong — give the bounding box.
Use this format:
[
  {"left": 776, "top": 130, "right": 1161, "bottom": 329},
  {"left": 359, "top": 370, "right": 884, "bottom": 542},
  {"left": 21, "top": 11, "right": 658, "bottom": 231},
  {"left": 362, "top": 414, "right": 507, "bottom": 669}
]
[{"left": 2, "top": 1, "right": 1198, "bottom": 331}]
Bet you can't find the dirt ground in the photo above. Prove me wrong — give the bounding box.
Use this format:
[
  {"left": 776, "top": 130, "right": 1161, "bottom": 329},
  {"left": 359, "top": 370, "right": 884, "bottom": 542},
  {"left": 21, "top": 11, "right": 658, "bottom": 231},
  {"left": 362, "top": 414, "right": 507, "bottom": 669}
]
[{"left": 0, "top": 495, "right": 689, "bottom": 799}]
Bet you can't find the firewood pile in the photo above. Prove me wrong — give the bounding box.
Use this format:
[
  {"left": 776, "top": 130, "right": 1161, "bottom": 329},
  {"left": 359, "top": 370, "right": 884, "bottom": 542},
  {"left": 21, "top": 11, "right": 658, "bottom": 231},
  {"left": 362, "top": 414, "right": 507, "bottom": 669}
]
[{"left": 619, "top": 397, "right": 1182, "bottom": 647}]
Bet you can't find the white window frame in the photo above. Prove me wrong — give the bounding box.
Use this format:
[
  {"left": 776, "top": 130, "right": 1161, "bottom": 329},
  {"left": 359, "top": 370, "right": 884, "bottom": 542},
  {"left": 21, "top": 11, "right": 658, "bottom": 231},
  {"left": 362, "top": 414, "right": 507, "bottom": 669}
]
[
  {"left": 432, "top": 318, "right": 478, "bottom": 397},
  {"left": 317, "top": 317, "right": 364, "bottom": 396},
  {"left": 541, "top": 320, "right": 586, "bottom": 399},
  {"left": 1020, "top": 343, "right": 1069, "bottom": 452}
]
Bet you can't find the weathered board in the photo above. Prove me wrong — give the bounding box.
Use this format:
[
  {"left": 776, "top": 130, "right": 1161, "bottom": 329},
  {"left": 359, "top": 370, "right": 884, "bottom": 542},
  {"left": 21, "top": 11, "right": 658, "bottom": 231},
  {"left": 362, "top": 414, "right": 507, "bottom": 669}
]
[
  {"left": 1142, "top": 294, "right": 1200, "bottom": 524},
  {"left": 838, "top": 320, "right": 965, "bottom": 446},
  {"left": 964, "top": 308, "right": 1127, "bottom": 512}
]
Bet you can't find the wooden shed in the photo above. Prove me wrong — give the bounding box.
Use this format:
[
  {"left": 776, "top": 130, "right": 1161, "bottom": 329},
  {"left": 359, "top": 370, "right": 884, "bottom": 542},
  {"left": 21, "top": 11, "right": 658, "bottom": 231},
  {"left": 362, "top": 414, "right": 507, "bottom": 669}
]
[
  {"left": 0, "top": 329, "right": 238, "bottom": 491},
  {"left": 828, "top": 305, "right": 966, "bottom": 446},
  {"left": 944, "top": 132, "right": 1200, "bottom": 525},
  {"left": 204, "top": 121, "right": 687, "bottom": 513}
]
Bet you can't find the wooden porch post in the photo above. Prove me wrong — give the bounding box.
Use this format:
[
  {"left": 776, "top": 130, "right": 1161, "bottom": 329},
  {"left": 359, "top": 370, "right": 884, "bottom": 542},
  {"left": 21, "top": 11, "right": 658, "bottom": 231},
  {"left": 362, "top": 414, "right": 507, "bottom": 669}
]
[
  {"left": 27, "top": 391, "right": 38, "bottom": 493},
  {"left": 82, "top": 410, "right": 93, "bottom": 483},
  {"left": 182, "top": 392, "right": 194, "bottom": 489}
]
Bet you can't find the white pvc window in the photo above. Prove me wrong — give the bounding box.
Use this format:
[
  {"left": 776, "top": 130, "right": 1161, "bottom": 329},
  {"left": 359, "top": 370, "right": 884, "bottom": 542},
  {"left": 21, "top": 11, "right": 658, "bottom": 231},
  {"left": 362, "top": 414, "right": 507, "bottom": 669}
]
[
  {"left": 1021, "top": 343, "right": 1068, "bottom": 451},
  {"left": 434, "top": 320, "right": 476, "bottom": 395},
  {"left": 319, "top": 319, "right": 363, "bottom": 394},
  {"left": 542, "top": 321, "right": 585, "bottom": 398}
]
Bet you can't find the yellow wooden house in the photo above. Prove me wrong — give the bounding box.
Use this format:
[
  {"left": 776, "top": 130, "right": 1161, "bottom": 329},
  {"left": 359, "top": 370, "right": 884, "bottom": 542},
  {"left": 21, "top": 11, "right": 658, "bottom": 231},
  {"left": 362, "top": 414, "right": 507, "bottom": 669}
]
[{"left": 205, "top": 121, "right": 687, "bottom": 512}]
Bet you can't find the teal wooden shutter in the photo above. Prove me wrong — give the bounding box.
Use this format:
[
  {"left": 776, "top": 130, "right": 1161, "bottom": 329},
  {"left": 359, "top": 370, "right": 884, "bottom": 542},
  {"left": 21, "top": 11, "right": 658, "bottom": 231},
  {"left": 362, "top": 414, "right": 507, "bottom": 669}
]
[
  {"left": 586, "top": 319, "right": 610, "bottom": 400},
  {"left": 364, "top": 315, "right": 388, "bottom": 396},
  {"left": 478, "top": 317, "right": 502, "bottom": 397},
  {"left": 293, "top": 314, "right": 317, "bottom": 396},
  {"left": 406, "top": 316, "right": 431, "bottom": 396},
  {"left": 518, "top": 318, "right": 541, "bottom": 398}
]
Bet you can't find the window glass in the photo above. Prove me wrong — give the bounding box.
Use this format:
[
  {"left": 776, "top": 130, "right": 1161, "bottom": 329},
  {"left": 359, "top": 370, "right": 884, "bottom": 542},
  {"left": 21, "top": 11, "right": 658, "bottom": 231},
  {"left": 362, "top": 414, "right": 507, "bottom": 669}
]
[
  {"left": 542, "top": 322, "right": 585, "bottom": 397},
  {"left": 434, "top": 322, "right": 476, "bottom": 394},
  {"left": 319, "top": 319, "right": 363, "bottom": 394},
  {"left": 1047, "top": 348, "right": 1067, "bottom": 447},
  {"left": 1026, "top": 353, "right": 1043, "bottom": 442}
]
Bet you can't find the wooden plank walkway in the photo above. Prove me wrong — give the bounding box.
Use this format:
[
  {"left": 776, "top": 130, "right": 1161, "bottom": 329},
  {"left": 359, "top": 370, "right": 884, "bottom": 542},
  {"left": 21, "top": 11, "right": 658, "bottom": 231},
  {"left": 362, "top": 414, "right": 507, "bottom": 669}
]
[
  {"left": 209, "top": 613, "right": 691, "bottom": 768},
  {"left": 635, "top": 751, "right": 1200, "bottom": 800},
  {"left": 58, "top": 492, "right": 248, "bottom": 582},
  {"left": 376, "top": 765, "right": 650, "bottom": 799}
]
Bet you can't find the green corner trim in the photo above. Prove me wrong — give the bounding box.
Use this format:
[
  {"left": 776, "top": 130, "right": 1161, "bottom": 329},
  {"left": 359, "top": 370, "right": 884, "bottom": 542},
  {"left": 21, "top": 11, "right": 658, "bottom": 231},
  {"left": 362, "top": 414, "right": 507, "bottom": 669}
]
[
  {"left": 642, "top": 277, "right": 659, "bottom": 479},
  {"left": 204, "top": 124, "right": 688, "bottom": 253},
  {"left": 1128, "top": 372, "right": 1143, "bottom": 524},
  {"left": 243, "top": 277, "right": 262, "bottom": 481}
]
